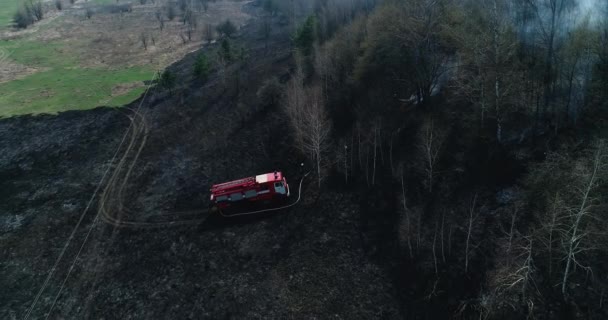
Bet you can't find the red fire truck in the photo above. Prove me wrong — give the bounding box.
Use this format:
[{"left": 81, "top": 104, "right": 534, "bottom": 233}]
[{"left": 210, "top": 171, "right": 290, "bottom": 210}]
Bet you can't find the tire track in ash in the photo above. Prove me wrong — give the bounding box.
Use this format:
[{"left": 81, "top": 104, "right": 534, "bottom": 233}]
[{"left": 98, "top": 109, "right": 210, "bottom": 228}]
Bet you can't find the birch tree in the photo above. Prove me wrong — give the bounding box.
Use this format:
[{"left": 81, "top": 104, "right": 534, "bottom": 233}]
[
  {"left": 524, "top": 0, "right": 576, "bottom": 120},
  {"left": 418, "top": 118, "right": 446, "bottom": 194},
  {"left": 456, "top": 0, "right": 518, "bottom": 142},
  {"left": 560, "top": 140, "right": 606, "bottom": 298},
  {"left": 301, "top": 86, "right": 332, "bottom": 188},
  {"left": 465, "top": 194, "right": 478, "bottom": 274},
  {"left": 284, "top": 63, "right": 332, "bottom": 188}
]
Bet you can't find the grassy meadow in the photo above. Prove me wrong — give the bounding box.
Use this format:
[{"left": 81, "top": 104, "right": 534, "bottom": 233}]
[{"left": 0, "top": 2, "right": 155, "bottom": 117}]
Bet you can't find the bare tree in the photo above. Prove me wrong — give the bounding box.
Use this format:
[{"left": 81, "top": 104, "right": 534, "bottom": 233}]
[
  {"left": 418, "top": 118, "right": 446, "bottom": 194},
  {"left": 260, "top": 16, "right": 272, "bottom": 51},
  {"left": 456, "top": 0, "right": 518, "bottom": 141},
  {"left": 538, "top": 192, "right": 565, "bottom": 276},
  {"left": 560, "top": 140, "right": 606, "bottom": 298},
  {"left": 389, "top": 0, "right": 451, "bottom": 105},
  {"left": 284, "top": 62, "right": 332, "bottom": 188},
  {"left": 140, "top": 32, "right": 148, "bottom": 50},
  {"left": 203, "top": 23, "right": 214, "bottom": 44},
  {"left": 301, "top": 86, "right": 332, "bottom": 188},
  {"left": 156, "top": 10, "right": 165, "bottom": 31},
  {"left": 465, "top": 194, "right": 478, "bottom": 273},
  {"left": 524, "top": 0, "right": 576, "bottom": 122},
  {"left": 372, "top": 121, "right": 379, "bottom": 186},
  {"left": 27, "top": 0, "right": 44, "bottom": 21},
  {"left": 399, "top": 168, "right": 414, "bottom": 259},
  {"left": 487, "top": 234, "right": 536, "bottom": 311}
]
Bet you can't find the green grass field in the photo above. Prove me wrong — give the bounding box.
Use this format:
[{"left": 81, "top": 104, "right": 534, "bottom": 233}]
[
  {"left": 0, "top": 29, "right": 155, "bottom": 117},
  {"left": 0, "top": 0, "right": 20, "bottom": 29}
]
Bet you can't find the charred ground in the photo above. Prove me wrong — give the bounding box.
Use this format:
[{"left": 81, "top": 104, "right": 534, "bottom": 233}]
[{"left": 1, "top": 3, "right": 401, "bottom": 318}]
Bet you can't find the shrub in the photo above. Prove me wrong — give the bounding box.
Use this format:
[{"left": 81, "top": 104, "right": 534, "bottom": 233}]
[
  {"left": 219, "top": 38, "right": 232, "bottom": 62},
  {"left": 257, "top": 77, "right": 282, "bottom": 107},
  {"left": 193, "top": 53, "right": 211, "bottom": 82},
  {"left": 158, "top": 70, "right": 176, "bottom": 94},
  {"left": 166, "top": 4, "right": 176, "bottom": 20},
  {"left": 294, "top": 15, "right": 317, "bottom": 56},
  {"left": 13, "top": 9, "right": 34, "bottom": 29},
  {"left": 55, "top": 0, "right": 63, "bottom": 11},
  {"left": 29, "top": 1, "right": 44, "bottom": 21},
  {"left": 216, "top": 19, "right": 237, "bottom": 38}
]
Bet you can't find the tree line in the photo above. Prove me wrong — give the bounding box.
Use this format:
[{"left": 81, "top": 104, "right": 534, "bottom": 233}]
[{"left": 278, "top": 0, "right": 608, "bottom": 318}]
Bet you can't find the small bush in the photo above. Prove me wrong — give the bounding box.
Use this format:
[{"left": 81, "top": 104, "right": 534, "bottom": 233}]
[
  {"left": 29, "top": 1, "right": 44, "bottom": 21},
  {"left": 262, "top": 0, "right": 277, "bottom": 15},
  {"left": 218, "top": 38, "right": 232, "bottom": 62},
  {"left": 294, "top": 15, "right": 317, "bottom": 56},
  {"left": 55, "top": 0, "right": 63, "bottom": 11},
  {"left": 98, "top": 4, "right": 132, "bottom": 14},
  {"left": 13, "top": 9, "right": 34, "bottom": 29},
  {"left": 158, "top": 70, "right": 176, "bottom": 94},
  {"left": 193, "top": 53, "right": 211, "bottom": 82},
  {"left": 166, "top": 4, "right": 176, "bottom": 20},
  {"left": 216, "top": 19, "right": 237, "bottom": 38},
  {"left": 257, "top": 77, "right": 282, "bottom": 107},
  {"left": 85, "top": 8, "right": 94, "bottom": 19}
]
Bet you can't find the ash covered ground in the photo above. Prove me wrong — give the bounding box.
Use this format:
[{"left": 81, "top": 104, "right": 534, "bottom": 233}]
[{"left": 1, "top": 3, "right": 403, "bottom": 318}]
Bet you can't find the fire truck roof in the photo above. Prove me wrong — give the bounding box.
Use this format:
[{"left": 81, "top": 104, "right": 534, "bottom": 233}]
[
  {"left": 255, "top": 171, "right": 283, "bottom": 184},
  {"left": 211, "top": 171, "right": 284, "bottom": 193}
]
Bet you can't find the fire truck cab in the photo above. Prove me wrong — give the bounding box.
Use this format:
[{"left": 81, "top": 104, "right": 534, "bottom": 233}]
[{"left": 210, "top": 171, "right": 290, "bottom": 209}]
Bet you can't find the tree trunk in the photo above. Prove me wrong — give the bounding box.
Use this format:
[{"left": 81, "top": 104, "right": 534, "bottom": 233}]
[
  {"left": 465, "top": 194, "right": 477, "bottom": 273},
  {"left": 401, "top": 175, "right": 413, "bottom": 259},
  {"left": 372, "top": 127, "right": 377, "bottom": 186}
]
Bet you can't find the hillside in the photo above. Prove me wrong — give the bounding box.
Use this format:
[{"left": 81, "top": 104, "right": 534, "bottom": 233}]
[{"left": 3, "top": 0, "right": 608, "bottom": 319}]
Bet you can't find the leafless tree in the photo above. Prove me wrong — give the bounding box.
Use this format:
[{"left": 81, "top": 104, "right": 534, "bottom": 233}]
[
  {"left": 432, "top": 220, "right": 439, "bottom": 276},
  {"left": 456, "top": 0, "right": 518, "bottom": 141},
  {"left": 372, "top": 121, "right": 379, "bottom": 186},
  {"left": 260, "top": 16, "right": 272, "bottom": 51},
  {"left": 388, "top": 0, "right": 450, "bottom": 105},
  {"left": 487, "top": 234, "right": 536, "bottom": 312},
  {"left": 301, "top": 86, "right": 332, "bottom": 188},
  {"left": 27, "top": 0, "right": 44, "bottom": 21},
  {"left": 166, "top": 4, "right": 176, "bottom": 21},
  {"left": 523, "top": 0, "right": 576, "bottom": 121},
  {"left": 418, "top": 118, "right": 446, "bottom": 194},
  {"left": 203, "top": 23, "right": 214, "bottom": 44},
  {"left": 399, "top": 168, "right": 414, "bottom": 259},
  {"left": 560, "top": 140, "right": 606, "bottom": 298},
  {"left": 156, "top": 10, "right": 165, "bottom": 31},
  {"left": 465, "top": 194, "right": 478, "bottom": 273},
  {"left": 538, "top": 192, "right": 565, "bottom": 276},
  {"left": 284, "top": 62, "right": 332, "bottom": 188},
  {"left": 140, "top": 32, "right": 148, "bottom": 50}
]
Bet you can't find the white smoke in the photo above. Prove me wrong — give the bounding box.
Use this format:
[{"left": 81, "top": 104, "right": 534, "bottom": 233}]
[{"left": 576, "top": 0, "right": 606, "bottom": 24}]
